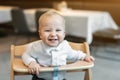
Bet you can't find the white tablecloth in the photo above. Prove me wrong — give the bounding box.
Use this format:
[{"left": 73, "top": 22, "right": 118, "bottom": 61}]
[
  {"left": 24, "top": 9, "right": 37, "bottom": 32},
  {"left": 0, "top": 6, "right": 16, "bottom": 23},
  {"left": 59, "top": 10, "right": 119, "bottom": 44}
]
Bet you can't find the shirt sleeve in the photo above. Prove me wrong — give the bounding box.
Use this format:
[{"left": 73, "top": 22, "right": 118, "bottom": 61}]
[
  {"left": 22, "top": 43, "right": 36, "bottom": 66},
  {"left": 63, "top": 41, "right": 86, "bottom": 62},
  {"left": 67, "top": 49, "right": 86, "bottom": 62}
]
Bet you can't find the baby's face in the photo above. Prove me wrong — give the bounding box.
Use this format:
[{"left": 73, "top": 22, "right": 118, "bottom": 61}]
[{"left": 39, "top": 16, "right": 65, "bottom": 47}]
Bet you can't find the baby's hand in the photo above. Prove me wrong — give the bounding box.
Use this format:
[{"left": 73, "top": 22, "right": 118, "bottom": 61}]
[
  {"left": 84, "top": 55, "right": 95, "bottom": 63},
  {"left": 28, "top": 61, "right": 41, "bottom": 75}
]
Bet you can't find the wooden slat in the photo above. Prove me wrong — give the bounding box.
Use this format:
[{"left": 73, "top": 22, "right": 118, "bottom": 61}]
[
  {"left": 69, "top": 42, "right": 85, "bottom": 51},
  {"left": 14, "top": 45, "right": 26, "bottom": 56}
]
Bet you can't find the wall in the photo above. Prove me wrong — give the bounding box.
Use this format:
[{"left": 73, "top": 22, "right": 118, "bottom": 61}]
[
  {"left": 0, "top": 0, "right": 53, "bottom": 8},
  {"left": 67, "top": 1, "right": 120, "bottom": 26},
  {"left": 0, "top": 0, "right": 120, "bottom": 26}
]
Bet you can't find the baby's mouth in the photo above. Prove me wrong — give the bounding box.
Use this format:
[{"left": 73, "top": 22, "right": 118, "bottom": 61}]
[{"left": 48, "top": 39, "right": 58, "bottom": 41}]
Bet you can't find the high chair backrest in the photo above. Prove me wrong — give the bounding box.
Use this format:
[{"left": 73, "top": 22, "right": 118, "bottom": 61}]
[
  {"left": 10, "top": 41, "right": 93, "bottom": 80},
  {"left": 69, "top": 42, "right": 89, "bottom": 54},
  {"left": 11, "top": 44, "right": 26, "bottom": 57}
]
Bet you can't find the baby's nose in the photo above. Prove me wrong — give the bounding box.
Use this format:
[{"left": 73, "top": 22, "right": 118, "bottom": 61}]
[{"left": 50, "top": 31, "right": 56, "bottom": 36}]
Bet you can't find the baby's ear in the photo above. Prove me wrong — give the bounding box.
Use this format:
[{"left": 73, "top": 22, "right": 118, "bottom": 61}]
[
  {"left": 64, "top": 32, "right": 66, "bottom": 35},
  {"left": 39, "top": 32, "right": 42, "bottom": 38},
  {"left": 63, "top": 32, "right": 66, "bottom": 37}
]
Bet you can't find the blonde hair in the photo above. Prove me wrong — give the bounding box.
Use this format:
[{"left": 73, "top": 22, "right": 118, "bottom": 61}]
[{"left": 38, "top": 10, "right": 65, "bottom": 30}]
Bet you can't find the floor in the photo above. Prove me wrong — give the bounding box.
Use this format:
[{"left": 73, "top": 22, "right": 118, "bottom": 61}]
[{"left": 0, "top": 34, "right": 120, "bottom": 80}]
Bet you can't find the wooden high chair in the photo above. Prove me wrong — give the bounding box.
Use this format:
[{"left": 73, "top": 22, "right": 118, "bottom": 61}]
[{"left": 10, "top": 41, "right": 94, "bottom": 80}]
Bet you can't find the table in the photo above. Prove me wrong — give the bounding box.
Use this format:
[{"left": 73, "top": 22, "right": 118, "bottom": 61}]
[
  {"left": 0, "top": 6, "right": 19, "bottom": 37},
  {"left": 0, "top": 6, "right": 17, "bottom": 23},
  {"left": 23, "top": 9, "right": 119, "bottom": 44},
  {"left": 59, "top": 10, "right": 119, "bottom": 44},
  {"left": 23, "top": 9, "right": 37, "bottom": 32}
]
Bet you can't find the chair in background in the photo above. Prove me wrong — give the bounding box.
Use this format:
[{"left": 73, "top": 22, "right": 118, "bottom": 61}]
[
  {"left": 10, "top": 41, "right": 94, "bottom": 80},
  {"left": 11, "top": 8, "right": 38, "bottom": 44}
]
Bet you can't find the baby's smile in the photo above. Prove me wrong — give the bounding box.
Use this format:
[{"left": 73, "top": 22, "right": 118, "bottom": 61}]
[{"left": 48, "top": 38, "right": 58, "bottom": 41}]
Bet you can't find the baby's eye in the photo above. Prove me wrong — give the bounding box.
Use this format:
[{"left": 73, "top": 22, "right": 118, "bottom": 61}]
[
  {"left": 56, "top": 29, "right": 62, "bottom": 32},
  {"left": 45, "top": 30, "right": 50, "bottom": 32}
]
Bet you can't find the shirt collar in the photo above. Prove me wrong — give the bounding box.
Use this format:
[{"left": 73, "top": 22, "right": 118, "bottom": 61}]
[{"left": 41, "top": 41, "right": 61, "bottom": 53}]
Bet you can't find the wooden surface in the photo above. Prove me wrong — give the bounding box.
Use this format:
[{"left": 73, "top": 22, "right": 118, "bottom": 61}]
[{"left": 13, "top": 59, "right": 94, "bottom": 73}]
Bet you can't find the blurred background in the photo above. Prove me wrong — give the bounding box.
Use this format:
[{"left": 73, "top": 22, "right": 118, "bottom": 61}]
[{"left": 0, "top": 0, "right": 120, "bottom": 80}]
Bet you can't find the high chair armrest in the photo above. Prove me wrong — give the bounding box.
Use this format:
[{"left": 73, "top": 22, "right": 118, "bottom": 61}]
[{"left": 13, "top": 59, "right": 94, "bottom": 73}]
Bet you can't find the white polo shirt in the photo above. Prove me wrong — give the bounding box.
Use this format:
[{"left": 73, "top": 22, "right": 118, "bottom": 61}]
[{"left": 22, "top": 40, "right": 86, "bottom": 80}]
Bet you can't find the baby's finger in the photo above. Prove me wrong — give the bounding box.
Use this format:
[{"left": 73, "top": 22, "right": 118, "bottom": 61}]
[
  {"left": 87, "top": 58, "right": 92, "bottom": 63},
  {"left": 31, "top": 68, "right": 36, "bottom": 74},
  {"left": 90, "top": 56, "right": 95, "bottom": 61},
  {"left": 36, "top": 67, "right": 40, "bottom": 75},
  {"left": 28, "top": 68, "right": 33, "bottom": 74}
]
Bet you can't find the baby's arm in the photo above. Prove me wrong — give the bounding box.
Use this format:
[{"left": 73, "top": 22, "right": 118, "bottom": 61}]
[
  {"left": 22, "top": 53, "right": 41, "bottom": 75},
  {"left": 21, "top": 41, "right": 47, "bottom": 75},
  {"left": 22, "top": 44, "right": 41, "bottom": 75},
  {"left": 67, "top": 49, "right": 95, "bottom": 63},
  {"left": 22, "top": 54, "right": 42, "bottom": 75}
]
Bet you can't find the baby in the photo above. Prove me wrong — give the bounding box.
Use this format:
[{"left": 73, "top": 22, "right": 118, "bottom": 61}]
[{"left": 22, "top": 10, "right": 94, "bottom": 80}]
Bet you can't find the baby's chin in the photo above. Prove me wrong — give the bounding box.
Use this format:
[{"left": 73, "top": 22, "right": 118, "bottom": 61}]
[
  {"left": 47, "top": 42, "right": 60, "bottom": 47},
  {"left": 47, "top": 43, "right": 59, "bottom": 47}
]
